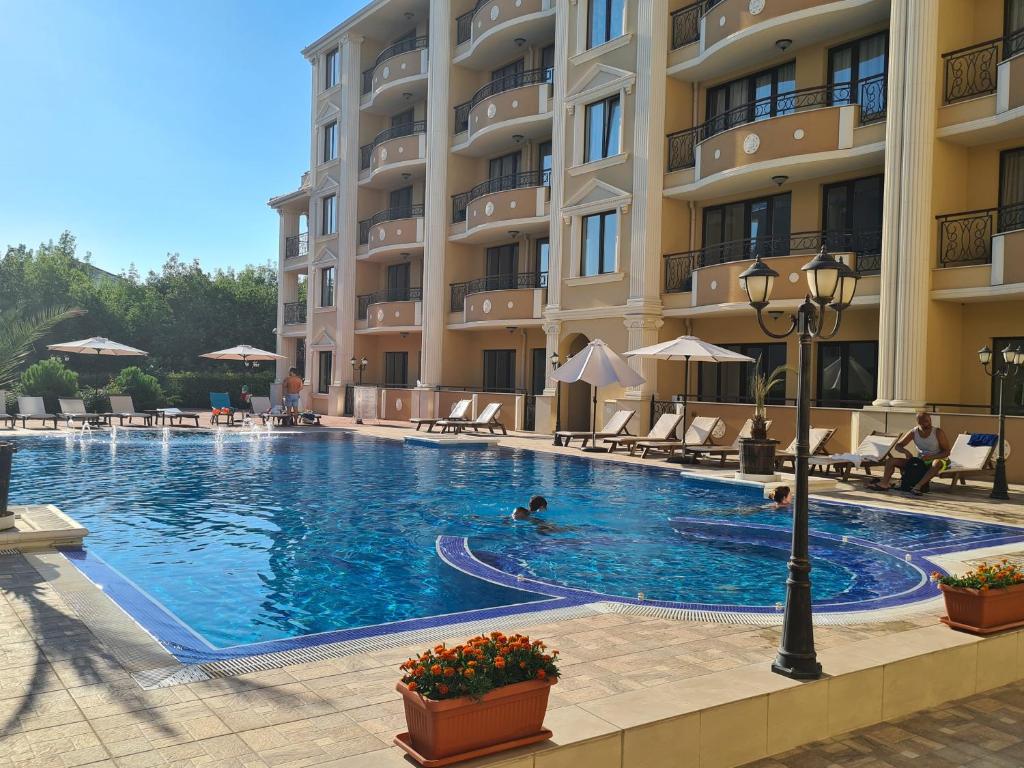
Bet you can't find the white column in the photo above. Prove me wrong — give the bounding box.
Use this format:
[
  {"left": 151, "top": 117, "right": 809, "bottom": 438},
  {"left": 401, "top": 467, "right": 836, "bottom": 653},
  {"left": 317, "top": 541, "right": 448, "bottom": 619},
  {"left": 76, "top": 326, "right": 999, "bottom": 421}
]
[
  {"left": 275, "top": 210, "right": 289, "bottom": 382},
  {"left": 624, "top": 317, "right": 663, "bottom": 398},
  {"left": 420, "top": 0, "right": 451, "bottom": 391},
  {"left": 335, "top": 34, "right": 362, "bottom": 388},
  {"left": 878, "top": 0, "right": 937, "bottom": 409},
  {"left": 544, "top": 2, "right": 571, "bottom": 312},
  {"left": 542, "top": 319, "right": 562, "bottom": 396}
]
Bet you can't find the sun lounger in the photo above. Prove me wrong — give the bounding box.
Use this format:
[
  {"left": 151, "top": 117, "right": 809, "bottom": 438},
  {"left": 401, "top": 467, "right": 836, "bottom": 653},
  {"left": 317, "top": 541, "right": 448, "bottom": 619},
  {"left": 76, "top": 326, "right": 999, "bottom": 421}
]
[
  {"left": 936, "top": 433, "right": 999, "bottom": 488},
  {"left": 0, "top": 390, "right": 13, "bottom": 429},
  {"left": 411, "top": 399, "right": 471, "bottom": 432},
  {"left": 149, "top": 408, "right": 202, "bottom": 427},
  {"left": 439, "top": 402, "right": 507, "bottom": 434},
  {"left": 58, "top": 398, "right": 109, "bottom": 427},
  {"left": 105, "top": 395, "right": 153, "bottom": 426},
  {"left": 775, "top": 427, "right": 837, "bottom": 471},
  {"left": 555, "top": 409, "right": 634, "bottom": 448},
  {"left": 637, "top": 416, "right": 724, "bottom": 459},
  {"left": 603, "top": 412, "right": 684, "bottom": 454},
  {"left": 251, "top": 396, "right": 291, "bottom": 426},
  {"left": 16, "top": 398, "right": 58, "bottom": 429},
  {"left": 686, "top": 418, "right": 773, "bottom": 465},
  {"left": 809, "top": 431, "right": 899, "bottom": 479},
  {"left": 209, "top": 392, "right": 237, "bottom": 426}
]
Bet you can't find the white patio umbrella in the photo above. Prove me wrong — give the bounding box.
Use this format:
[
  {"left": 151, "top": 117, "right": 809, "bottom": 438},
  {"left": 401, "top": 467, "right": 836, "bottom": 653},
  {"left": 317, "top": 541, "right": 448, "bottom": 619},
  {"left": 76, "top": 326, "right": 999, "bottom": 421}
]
[
  {"left": 625, "top": 336, "right": 754, "bottom": 439},
  {"left": 47, "top": 337, "right": 148, "bottom": 356},
  {"left": 199, "top": 345, "right": 283, "bottom": 365},
  {"left": 551, "top": 339, "right": 645, "bottom": 452}
]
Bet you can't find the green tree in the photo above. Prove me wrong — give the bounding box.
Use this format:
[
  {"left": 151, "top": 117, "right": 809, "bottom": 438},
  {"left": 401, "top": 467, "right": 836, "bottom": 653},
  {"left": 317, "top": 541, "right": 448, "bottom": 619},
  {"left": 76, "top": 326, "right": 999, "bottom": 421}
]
[
  {"left": 20, "top": 358, "right": 79, "bottom": 412},
  {"left": 0, "top": 306, "right": 83, "bottom": 390}
]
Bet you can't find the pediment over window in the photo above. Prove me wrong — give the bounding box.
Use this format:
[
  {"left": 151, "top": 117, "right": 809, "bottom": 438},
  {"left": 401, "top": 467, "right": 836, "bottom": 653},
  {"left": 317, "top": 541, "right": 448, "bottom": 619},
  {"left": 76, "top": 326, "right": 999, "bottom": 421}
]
[
  {"left": 314, "top": 173, "right": 339, "bottom": 195},
  {"left": 310, "top": 328, "right": 336, "bottom": 348},
  {"left": 316, "top": 100, "right": 340, "bottom": 124},
  {"left": 313, "top": 245, "right": 337, "bottom": 265},
  {"left": 561, "top": 178, "right": 632, "bottom": 218},
  {"left": 565, "top": 63, "right": 635, "bottom": 106}
]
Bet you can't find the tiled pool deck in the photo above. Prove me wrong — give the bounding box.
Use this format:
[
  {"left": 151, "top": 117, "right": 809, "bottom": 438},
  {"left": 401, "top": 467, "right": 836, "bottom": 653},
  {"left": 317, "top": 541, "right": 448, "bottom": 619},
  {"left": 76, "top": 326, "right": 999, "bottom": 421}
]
[{"left": 1, "top": 416, "right": 1024, "bottom": 766}]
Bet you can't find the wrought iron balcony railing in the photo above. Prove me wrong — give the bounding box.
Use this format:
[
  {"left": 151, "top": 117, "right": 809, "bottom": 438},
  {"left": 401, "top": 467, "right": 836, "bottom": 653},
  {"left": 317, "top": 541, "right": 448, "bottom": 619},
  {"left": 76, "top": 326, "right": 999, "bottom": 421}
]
[
  {"left": 283, "top": 301, "right": 307, "bottom": 325},
  {"left": 667, "top": 77, "right": 887, "bottom": 171},
  {"left": 453, "top": 67, "right": 554, "bottom": 133},
  {"left": 285, "top": 232, "right": 309, "bottom": 260},
  {"left": 359, "top": 120, "right": 428, "bottom": 171},
  {"left": 357, "top": 286, "right": 423, "bottom": 319},
  {"left": 942, "top": 29, "right": 1024, "bottom": 103},
  {"left": 450, "top": 271, "right": 548, "bottom": 311},
  {"left": 936, "top": 203, "right": 1024, "bottom": 267},
  {"left": 662, "top": 229, "right": 882, "bottom": 293},
  {"left": 361, "top": 37, "right": 428, "bottom": 95},
  {"left": 455, "top": 0, "right": 488, "bottom": 45},
  {"left": 670, "top": 0, "right": 722, "bottom": 49},
  {"left": 451, "top": 169, "right": 551, "bottom": 223},
  {"left": 358, "top": 204, "right": 425, "bottom": 245}
]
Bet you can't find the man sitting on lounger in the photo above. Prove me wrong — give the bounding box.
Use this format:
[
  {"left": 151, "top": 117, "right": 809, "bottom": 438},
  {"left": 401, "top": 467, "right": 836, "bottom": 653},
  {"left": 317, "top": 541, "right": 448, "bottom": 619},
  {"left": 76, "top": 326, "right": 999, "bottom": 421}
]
[{"left": 869, "top": 412, "right": 951, "bottom": 495}]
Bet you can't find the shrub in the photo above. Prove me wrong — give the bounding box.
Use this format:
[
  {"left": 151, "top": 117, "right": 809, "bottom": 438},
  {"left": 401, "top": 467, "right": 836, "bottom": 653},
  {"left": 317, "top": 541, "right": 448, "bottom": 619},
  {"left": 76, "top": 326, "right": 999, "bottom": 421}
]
[
  {"left": 78, "top": 386, "right": 109, "bottom": 414},
  {"left": 162, "top": 370, "right": 275, "bottom": 408},
  {"left": 108, "top": 366, "right": 165, "bottom": 411},
  {"left": 399, "top": 633, "right": 560, "bottom": 700},
  {"left": 20, "top": 358, "right": 79, "bottom": 413},
  {"left": 934, "top": 560, "right": 1024, "bottom": 591}
]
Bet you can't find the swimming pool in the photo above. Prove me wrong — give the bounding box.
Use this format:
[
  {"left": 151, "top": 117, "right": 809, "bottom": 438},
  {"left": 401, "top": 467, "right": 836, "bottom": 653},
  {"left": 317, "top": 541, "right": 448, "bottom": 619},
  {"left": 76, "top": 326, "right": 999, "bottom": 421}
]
[{"left": 9, "top": 430, "right": 1024, "bottom": 662}]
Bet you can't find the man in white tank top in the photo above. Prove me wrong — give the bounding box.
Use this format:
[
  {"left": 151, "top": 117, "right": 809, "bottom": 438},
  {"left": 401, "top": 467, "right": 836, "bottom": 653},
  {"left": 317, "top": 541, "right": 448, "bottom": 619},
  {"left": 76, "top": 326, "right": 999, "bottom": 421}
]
[{"left": 870, "top": 411, "right": 951, "bottom": 495}]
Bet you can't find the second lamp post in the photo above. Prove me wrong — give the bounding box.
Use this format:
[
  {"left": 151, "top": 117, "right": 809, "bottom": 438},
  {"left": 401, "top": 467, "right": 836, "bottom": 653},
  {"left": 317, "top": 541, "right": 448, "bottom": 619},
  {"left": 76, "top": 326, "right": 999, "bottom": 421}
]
[{"left": 977, "top": 343, "right": 1023, "bottom": 500}]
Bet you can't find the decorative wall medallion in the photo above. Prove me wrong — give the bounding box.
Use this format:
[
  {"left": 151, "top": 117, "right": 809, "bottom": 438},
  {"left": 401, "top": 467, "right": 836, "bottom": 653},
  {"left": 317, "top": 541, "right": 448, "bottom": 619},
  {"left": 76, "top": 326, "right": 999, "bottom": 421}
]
[
  {"left": 511, "top": 99, "right": 519, "bottom": 109},
  {"left": 395, "top": 398, "right": 403, "bottom": 411},
  {"left": 380, "top": 147, "right": 388, "bottom": 162},
  {"left": 394, "top": 310, "right": 401, "bottom": 317},
  {"left": 507, "top": 301, "right": 515, "bottom": 309},
  {"left": 395, "top": 228, "right": 402, "bottom": 236},
  {"left": 742, "top": 133, "right": 760, "bottom": 154},
  {"left": 793, "top": 128, "right": 805, "bottom": 140},
  {"left": 487, "top": 103, "right": 497, "bottom": 119},
  {"left": 482, "top": 299, "right": 493, "bottom": 314},
  {"left": 748, "top": 0, "right": 765, "bottom": 15},
  {"left": 789, "top": 272, "right": 800, "bottom": 283},
  {"left": 378, "top": 227, "right": 387, "bottom": 240},
  {"left": 714, "top": 148, "right": 721, "bottom": 160},
  {"left": 490, "top": 5, "right": 500, "bottom": 21},
  {"left": 397, "top": 145, "right": 404, "bottom": 154},
  {"left": 719, "top": 15, "right": 727, "bottom": 26},
  {"left": 509, "top": 200, "right": 517, "bottom": 209},
  {"left": 710, "top": 280, "right": 718, "bottom": 290},
  {"left": 401, "top": 62, "right": 407, "bottom": 70},
  {"left": 485, "top": 201, "right": 495, "bottom": 216},
  {"left": 515, "top": 0, "right": 523, "bottom": 5},
  {"left": 376, "top": 309, "right": 385, "bottom": 322},
  {"left": 382, "top": 65, "right": 391, "bottom": 79}
]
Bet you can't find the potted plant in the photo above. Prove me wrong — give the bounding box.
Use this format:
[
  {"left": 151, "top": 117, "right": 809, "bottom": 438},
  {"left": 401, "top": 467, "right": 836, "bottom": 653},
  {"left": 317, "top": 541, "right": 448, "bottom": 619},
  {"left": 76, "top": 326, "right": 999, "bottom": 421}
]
[
  {"left": 739, "top": 361, "right": 787, "bottom": 479},
  {"left": 394, "top": 632, "right": 559, "bottom": 766},
  {"left": 934, "top": 560, "right": 1024, "bottom": 635}
]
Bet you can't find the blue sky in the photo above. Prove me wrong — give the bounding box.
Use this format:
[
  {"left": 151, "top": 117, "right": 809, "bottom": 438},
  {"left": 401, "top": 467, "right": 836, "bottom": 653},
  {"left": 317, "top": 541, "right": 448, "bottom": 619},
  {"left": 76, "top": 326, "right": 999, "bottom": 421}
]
[{"left": 0, "top": 0, "right": 361, "bottom": 275}]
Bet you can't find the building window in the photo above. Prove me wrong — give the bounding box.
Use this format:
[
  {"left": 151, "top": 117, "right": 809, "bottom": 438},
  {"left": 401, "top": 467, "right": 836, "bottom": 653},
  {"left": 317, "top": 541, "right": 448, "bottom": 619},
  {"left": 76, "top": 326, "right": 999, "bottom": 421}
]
[
  {"left": 706, "top": 62, "right": 796, "bottom": 136},
  {"left": 581, "top": 210, "right": 617, "bottom": 276},
  {"left": 535, "top": 238, "right": 550, "bottom": 285},
  {"left": 1008, "top": 0, "right": 1024, "bottom": 57},
  {"left": 317, "top": 351, "right": 333, "bottom": 394},
  {"left": 321, "top": 195, "right": 336, "bottom": 235},
  {"left": 587, "top": 0, "right": 625, "bottom": 49},
  {"left": 702, "top": 193, "right": 791, "bottom": 262},
  {"left": 828, "top": 32, "right": 887, "bottom": 108},
  {"left": 991, "top": 337, "right": 1024, "bottom": 415},
  {"left": 816, "top": 341, "right": 878, "bottom": 407},
  {"left": 483, "top": 349, "right": 517, "bottom": 392},
  {"left": 384, "top": 352, "right": 409, "bottom": 387},
  {"left": 320, "top": 267, "right": 335, "bottom": 308},
  {"left": 698, "top": 343, "right": 787, "bottom": 404},
  {"left": 485, "top": 244, "right": 519, "bottom": 289},
  {"left": 294, "top": 339, "right": 306, "bottom": 378},
  {"left": 999, "top": 147, "right": 1024, "bottom": 231},
  {"left": 822, "top": 175, "right": 883, "bottom": 270},
  {"left": 323, "top": 121, "right": 337, "bottom": 163},
  {"left": 324, "top": 49, "right": 339, "bottom": 90},
  {"left": 584, "top": 94, "right": 622, "bottom": 163}
]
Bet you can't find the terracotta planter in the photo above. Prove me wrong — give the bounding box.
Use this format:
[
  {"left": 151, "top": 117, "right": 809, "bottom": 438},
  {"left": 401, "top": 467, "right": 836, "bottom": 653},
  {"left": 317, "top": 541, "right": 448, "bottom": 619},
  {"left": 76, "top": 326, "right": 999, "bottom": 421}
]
[
  {"left": 394, "top": 678, "right": 555, "bottom": 767},
  {"left": 939, "top": 582, "right": 1024, "bottom": 635}
]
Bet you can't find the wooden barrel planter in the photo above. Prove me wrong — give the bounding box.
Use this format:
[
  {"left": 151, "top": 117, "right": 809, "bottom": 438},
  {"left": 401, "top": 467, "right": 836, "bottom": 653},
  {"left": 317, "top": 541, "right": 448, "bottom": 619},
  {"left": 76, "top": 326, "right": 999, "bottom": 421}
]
[{"left": 739, "top": 438, "right": 778, "bottom": 480}]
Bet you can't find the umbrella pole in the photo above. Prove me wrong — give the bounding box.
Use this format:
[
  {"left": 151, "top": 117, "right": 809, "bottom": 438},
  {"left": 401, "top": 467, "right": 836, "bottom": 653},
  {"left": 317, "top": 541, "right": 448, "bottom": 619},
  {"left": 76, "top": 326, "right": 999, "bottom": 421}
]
[
  {"left": 581, "top": 384, "right": 606, "bottom": 453},
  {"left": 668, "top": 355, "right": 691, "bottom": 465}
]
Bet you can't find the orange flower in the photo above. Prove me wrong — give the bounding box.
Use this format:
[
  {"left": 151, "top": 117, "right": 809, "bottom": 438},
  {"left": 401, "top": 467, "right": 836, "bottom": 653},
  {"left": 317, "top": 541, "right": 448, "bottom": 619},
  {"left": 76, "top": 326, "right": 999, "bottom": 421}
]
[
  {"left": 464, "top": 667, "right": 476, "bottom": 679},
  {"left": 467, "top": 660, "right": 478, "bottom": 667},
  {"left": 436, "top": 683, "right": 449, "bottom": 695},
  {"left": 494, "top": 656, "right": 506, "bottom": 669},
  {"left": 536, "top": 669, "right": 547, "bottom": 679},
  {"left": 407, "top": 681, "right": 418, "bottom": 691},
  {"left": 519, "top": 661, "right": 527, "bottom": 669},
  {"left": 443, "top": 667, "right": 455, "bottom": 678},
  {"left": 430, "top": 664, "right": 442, "bottom": 676},
  {"left": 414, "top": 666, "right": 426, "bottom": 676}
]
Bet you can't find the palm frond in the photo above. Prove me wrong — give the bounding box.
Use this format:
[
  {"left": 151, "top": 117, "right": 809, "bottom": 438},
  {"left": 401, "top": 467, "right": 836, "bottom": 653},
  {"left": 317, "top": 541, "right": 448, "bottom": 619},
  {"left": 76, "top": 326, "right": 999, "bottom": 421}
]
[{"left": 0, "top": 306, "right": 85, "bottom": 390}]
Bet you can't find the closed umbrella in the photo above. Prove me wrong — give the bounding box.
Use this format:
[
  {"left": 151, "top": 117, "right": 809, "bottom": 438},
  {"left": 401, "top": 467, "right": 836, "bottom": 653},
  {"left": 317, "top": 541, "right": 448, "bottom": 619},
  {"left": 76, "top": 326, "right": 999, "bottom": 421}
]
[
  {"left": 626, "top": 336, "right": 753, "bottom": 439},
  {"left": 552, "top": 339, "right": 645, "bottom": 452}
]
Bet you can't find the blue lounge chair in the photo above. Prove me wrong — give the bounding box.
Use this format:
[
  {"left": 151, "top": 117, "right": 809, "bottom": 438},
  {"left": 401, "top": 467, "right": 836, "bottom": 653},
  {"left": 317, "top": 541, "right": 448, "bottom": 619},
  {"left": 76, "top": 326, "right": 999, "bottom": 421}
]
[{"left": 209, "top": 392, "right": 237, "bottom": 426}]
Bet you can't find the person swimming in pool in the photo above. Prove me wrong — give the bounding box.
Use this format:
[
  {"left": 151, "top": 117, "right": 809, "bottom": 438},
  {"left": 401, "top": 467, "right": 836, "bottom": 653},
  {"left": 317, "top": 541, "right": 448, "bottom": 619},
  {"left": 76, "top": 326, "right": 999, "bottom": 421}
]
[
  {"left": 771, "top": 486, "right": 792, "bottom": 508},
  {"left": 528, "top": 495, "right": 547, "bottom": 514}
]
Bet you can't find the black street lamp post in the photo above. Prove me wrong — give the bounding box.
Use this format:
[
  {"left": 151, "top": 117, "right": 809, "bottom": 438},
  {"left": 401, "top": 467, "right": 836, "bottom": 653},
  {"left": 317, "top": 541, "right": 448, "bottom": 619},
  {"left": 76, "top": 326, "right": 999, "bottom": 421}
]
[
  {"left": 550, "top": 352, "right": 563, "bottom": 446},
  {"left": 977, "top": 344, "right": 1023, "bottom": 500},
  {"left": 350, "top": 356, "right": 369, "bottom": 423},
  {"left": 739, "top": 245, "right": 860, "bottom": 680}
]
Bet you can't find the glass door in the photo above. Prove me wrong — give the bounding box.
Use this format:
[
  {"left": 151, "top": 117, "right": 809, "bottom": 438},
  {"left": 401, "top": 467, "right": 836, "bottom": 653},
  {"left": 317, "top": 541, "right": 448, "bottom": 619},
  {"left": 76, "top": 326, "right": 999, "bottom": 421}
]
[
  {"left": 999, "top": 147, "right": 1024, "bottom": 231},
  {"left": 829, "top": 32, "right": 888, "bottom": 114},
  {"left": 822, "top": 175, "right": 884, "bottom": 267},
  {"left": 389, "top": 186, "right": 413, "bottom": 214},
  {"left": 488, "top": 151, "right": 521, "bottom": 193},
  {"left": 485, "top": 244, "right": 518, "bottom": 289},
  {"left": 1007, "top": 0, "right": 1024, "bottom": 56},
  {"left": 386, "top": 263, "right": 411, "bottom": 301},
  {"left": 384, "top": 352, "right": 408, "bottom": 387}
]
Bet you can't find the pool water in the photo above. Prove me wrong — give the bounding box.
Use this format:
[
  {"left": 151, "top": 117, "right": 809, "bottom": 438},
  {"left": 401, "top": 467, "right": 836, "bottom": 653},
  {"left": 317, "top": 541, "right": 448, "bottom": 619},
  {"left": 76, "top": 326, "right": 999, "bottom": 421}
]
[{"left": 8, "top": 430, "right": 1020, "bottom": 649}]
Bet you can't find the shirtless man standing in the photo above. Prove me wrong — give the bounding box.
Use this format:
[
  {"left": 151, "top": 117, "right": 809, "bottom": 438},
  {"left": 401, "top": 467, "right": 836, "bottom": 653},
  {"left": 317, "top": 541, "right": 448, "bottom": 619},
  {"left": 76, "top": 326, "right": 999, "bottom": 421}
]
[{"left": 283, "top": 368, "right": 303, "bottom": 423}]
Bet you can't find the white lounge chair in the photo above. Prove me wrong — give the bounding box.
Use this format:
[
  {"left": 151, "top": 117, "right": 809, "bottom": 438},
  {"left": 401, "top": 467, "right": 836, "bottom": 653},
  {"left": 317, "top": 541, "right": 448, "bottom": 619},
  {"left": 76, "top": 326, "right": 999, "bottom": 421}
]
[
  {"left": 937, "top": 433, "right": 1000, "bottom": 488},
  {"left": 15, "top": 397, "right": 59, "bottom": 429},
  {"left": 775, "top": 427, "right": 837, "bottom": 471},
  {"left": 411, "top": 399, "right": 471, "bottom": 432},
  {"left": 637, "top": 416, "right": 723, "bottom": 459},
  {"left": 809, "top": 431, "right": 899, "bottom": 479},
  {"left": 556, "top": 409, "right": 634, "bottom": 448},
  {"left": 106, "top": 395, "right": 154, "bottom": 426},
  {"left": 0, "top": 390, "right": 13, "bottom": 429},
  {"left": 250, "top": 396, "right": 290, "bottom": 426},
  {"left": 686, "top": 418, "right": 773, "bottom": 465},
  {"left": 603, "top": 412, "right": 684, "bottom": 454},
  {"left": 58, "top": 398, "right": 108, "bottom": 427},
  {"left": 439, "top": 402, "right": 507, "bottom": 435}
]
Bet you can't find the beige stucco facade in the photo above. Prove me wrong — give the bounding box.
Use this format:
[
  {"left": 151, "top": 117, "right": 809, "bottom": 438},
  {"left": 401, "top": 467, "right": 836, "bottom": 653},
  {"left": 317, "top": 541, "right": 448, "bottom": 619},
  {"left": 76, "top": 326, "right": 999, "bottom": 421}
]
[{"left": 269, "top": 0, "right": 1024, "bottom": 477}]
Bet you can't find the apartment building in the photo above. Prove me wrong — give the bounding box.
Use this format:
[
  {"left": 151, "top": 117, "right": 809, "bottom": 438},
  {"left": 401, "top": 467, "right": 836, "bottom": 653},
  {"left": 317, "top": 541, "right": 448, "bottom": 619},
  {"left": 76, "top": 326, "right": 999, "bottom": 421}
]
[{"left": 270, "top": 0, "right": 1024, "bottom": 478}]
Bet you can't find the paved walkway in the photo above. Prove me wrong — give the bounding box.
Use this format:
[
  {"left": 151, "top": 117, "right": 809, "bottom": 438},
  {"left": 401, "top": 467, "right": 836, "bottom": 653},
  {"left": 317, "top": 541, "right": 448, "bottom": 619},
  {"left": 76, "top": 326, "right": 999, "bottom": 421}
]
[{"left": 745, "top": 678, "right": 1024, "bottom": 767}]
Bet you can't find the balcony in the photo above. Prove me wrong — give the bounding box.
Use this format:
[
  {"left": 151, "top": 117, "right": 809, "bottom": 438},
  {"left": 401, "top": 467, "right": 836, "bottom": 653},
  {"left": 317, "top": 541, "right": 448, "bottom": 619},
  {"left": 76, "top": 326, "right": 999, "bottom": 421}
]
[
  {"left": 665, "top": 79, "right": 886, "bottom": 199},
  {"left": 452, "top": 68, "right": 553, "bottom": 156},
  {"left": 359, "top": 121, "right": 427, "bottom": 188},
  {"left": 938, "top": 31, "right": 1024, "bottom": 144},
  {"left": 450, "top": 170, "right": 551, "bottom": 244},
  {"left": 284, "top": 232, "right": 308, "bottom": 264},
  {"left": 357, "top": 205, "right": 425, "bottom": 261},
  {"left": 667, "top": 0, "right": 889, "bottom": 81},
  {"left": 449, "top": 272, "right": 547, "bottom": 326},
  {"left": 283, "top": 301, "right": 307, "bottom": 326},
  {"left": 663, "top": 230, "right": 881, "bottom": 303},
  {"left": 454, "top": 0, "right": 555, "bottom": 69},
  {"left": 357, "top": 287, "right": 423, "bottom": 331},
  {"left": 933, "top": 205, "right": 1024, "bottom": 297},
  {"left": 361, "top": 37, "right": 429, "bottom": 114}
]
